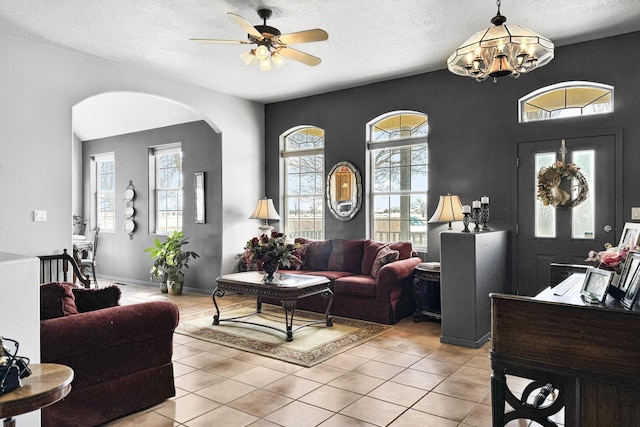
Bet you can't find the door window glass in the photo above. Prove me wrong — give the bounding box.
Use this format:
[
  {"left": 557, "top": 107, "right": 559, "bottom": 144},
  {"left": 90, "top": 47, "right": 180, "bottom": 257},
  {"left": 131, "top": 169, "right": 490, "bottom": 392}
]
[
  {"left": 535, "top": 152, "right": 557, "bottom": 238},
  {"left": 571, "top": 150, "right": 595, "bottom": 239}
]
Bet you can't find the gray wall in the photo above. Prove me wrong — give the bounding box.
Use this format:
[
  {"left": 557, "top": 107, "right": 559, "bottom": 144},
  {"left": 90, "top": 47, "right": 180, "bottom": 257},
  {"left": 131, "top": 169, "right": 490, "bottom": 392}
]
[
  {"left": 82, "top": 120, "right": 222, "bottom": 292},
  {"left": 265, "top": 31, "right": 640, "bottom": 289}
]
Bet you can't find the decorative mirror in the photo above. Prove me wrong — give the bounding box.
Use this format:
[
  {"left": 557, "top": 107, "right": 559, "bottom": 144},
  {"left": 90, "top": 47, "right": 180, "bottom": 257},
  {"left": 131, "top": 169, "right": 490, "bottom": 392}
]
[{"left": 326, "top": 161, "right": 362, "bottom": 221}]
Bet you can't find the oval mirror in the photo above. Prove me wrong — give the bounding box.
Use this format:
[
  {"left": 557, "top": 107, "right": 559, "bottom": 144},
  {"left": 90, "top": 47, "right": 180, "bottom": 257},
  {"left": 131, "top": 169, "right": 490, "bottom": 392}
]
[{"left": 326, "top": 161, "right": 362, "bottom": 221}]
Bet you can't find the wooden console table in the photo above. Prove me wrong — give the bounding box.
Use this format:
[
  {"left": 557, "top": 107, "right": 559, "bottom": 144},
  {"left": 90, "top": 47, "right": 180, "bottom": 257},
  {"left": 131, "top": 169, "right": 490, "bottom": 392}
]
[
  {"left": 0, "top": 363, "right": 73, "bottom": 426},
  {"left": 490, "top": 276, "right": 640, "bottom": 426}
]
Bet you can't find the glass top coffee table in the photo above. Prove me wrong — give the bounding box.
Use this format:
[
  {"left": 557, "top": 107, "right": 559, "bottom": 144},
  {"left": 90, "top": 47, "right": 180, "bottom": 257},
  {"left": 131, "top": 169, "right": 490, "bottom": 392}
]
[{"left": 213, "top": 271, "right": 333, "bottom": 341}]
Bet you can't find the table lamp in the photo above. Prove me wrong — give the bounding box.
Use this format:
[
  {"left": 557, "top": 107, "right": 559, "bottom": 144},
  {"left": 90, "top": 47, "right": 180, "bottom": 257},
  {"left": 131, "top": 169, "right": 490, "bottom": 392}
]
[
  {"left": 249, "top": 197, "right": 281, "bottom": 235},
  {"left": 428, "top": 194, "right": 464, "bottom": 230}
]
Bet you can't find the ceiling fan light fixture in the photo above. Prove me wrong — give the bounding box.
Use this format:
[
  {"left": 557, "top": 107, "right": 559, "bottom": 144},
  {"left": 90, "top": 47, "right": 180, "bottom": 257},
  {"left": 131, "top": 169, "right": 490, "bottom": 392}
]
[
  {"left": 192, "top": 8, "right": 328, "bottom": 71},
  {"left": 259, "top": 58, "right": 272, "bottom": 71},
  {"left": 255, "top": 44, "right": 270, "bottom": 60},
  {"left": 272, "top": 51, "right": 286, "bottom": 68},
  {"left": 447, "top": 0, "right": 554, "bottom": 82},
  {"left": 240, "top": 50, "right": 258, "bottom": 66}
]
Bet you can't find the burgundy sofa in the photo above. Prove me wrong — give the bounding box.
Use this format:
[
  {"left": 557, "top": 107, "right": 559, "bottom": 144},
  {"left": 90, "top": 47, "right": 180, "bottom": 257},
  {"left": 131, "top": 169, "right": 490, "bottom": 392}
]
[
  {"left": 277, "top": 238, "right": 422, "bottom": 324},
  {"left": 39, "top": 283, "right": 179, "bottom": 427}
]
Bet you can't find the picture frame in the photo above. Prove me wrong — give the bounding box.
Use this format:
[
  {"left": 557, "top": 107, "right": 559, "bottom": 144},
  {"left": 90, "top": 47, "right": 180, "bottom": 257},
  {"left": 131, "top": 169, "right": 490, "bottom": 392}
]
[
  {"left": 619, "top": 222, "right": 640, "bottom": 248},
  {"left": 580, "top": 267, "right": 613, "bottom": 304},
  {"left": 194, "top": 172, "right": 205, "bottom": 224},
  {"left": 622, "top": 266, "right": 640, "bottom": 309},
  {"left": 617, "top": 251, "right": 640, "bottom": 293}
]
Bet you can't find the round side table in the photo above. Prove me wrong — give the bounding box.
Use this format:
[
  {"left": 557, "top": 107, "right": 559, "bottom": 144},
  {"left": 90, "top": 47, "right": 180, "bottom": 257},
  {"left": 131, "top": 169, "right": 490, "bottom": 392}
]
[{"left": 0, "top": 363, "right": 73, "bottom": 427}]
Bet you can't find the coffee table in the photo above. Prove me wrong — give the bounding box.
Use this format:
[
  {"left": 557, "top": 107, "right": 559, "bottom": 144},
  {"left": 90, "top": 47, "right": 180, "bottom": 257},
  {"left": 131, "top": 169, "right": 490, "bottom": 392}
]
[{"left": 213, "top": 271, "right": 333, "bottom": 341}]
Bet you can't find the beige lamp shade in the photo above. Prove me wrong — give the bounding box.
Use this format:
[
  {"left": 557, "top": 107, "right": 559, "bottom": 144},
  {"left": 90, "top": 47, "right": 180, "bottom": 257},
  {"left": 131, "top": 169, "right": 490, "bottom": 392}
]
[
  {"left": 249, "top": 198, "right": 280, "bottom": 221},
  {"left": 428, "top": 194, "right": 464, "bottom": 230},
  {"left": 250, "top": 198, "right": 280, "bottom": 235}
]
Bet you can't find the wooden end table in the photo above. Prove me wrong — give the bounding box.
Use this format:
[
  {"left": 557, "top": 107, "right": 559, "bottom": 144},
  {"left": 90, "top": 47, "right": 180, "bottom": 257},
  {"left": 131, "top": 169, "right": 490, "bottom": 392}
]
[
  {"left": 0, "top": 363, "right": 73, "bottom": 427},
  {"left": 214, "top": 271, "right": 333, "bottom": 341},
  {"left": 412, "top": 266, "right": 441, "bottom": 321}
]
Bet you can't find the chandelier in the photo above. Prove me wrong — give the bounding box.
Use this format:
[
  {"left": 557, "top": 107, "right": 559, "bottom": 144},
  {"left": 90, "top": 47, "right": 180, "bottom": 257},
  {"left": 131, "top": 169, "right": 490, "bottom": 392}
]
[{"left": 447, "top": 0, "right": 554, "bottom": 82}]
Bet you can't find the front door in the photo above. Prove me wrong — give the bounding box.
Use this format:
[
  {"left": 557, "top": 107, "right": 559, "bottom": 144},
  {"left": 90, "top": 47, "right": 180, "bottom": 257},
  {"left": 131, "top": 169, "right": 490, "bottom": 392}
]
[{"left": 517, "top": 134, "right": 620, "bottom": 296}]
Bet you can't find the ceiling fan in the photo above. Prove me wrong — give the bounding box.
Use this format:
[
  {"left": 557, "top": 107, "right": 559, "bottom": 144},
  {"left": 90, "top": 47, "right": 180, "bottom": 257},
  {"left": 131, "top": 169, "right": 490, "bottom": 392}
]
[{"left": 190, "top": 9, "right": 329, "bottom": 71}]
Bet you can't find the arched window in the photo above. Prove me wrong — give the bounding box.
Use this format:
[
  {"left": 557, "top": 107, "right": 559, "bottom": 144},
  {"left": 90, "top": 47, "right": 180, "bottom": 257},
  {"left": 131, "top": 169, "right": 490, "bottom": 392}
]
[
  {"left": 519, "top": 81, "right": 613, "bottom": 123},
  {"left": 367, "top": 111, "right": 428, "bottom": 251},
  {"left": 281, "top": 126, "right": 325, "bottom": 239}
]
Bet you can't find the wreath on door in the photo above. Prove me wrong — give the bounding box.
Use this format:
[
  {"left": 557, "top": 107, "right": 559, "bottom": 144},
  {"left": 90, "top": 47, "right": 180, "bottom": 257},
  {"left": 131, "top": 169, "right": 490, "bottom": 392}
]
[{"left": 537, "top": 162, "right": 588, "bottom": 208}]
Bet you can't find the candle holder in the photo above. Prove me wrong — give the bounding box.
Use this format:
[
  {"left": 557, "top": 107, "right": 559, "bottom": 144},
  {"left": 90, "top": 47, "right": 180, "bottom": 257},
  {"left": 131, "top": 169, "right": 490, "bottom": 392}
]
[
  {"left": 462, "top": 212, "right": 471, "bottom": 232},
  {"left": 472, "top": 207, "right": 481, "bottom": 232},
  {"left": 481, "top": 202, "right": 490, "bottom": 231}
]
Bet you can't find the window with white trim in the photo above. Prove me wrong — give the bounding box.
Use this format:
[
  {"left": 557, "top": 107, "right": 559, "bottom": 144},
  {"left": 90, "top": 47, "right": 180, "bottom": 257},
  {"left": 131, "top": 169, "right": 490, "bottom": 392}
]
[
  {"left": 92, "top": 153, "right": 115, "bottom": 232},
  {"left": 150, "top": 144, "right": 183, "bottom": 234},
  {"left": 281, "top": 126, "right": 324, "bottom": 239},
  {"left": 519, "top": 81, "right": 613, "bottom": 123},
  {"left": 367, "top": 111, "right": 428, "bottom": 251}
]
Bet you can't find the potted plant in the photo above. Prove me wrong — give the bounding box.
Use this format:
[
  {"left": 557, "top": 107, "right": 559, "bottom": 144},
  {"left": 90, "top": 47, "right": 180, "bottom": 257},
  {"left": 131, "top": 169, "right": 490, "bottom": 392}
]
[{"left": 145, "top": 231, "right": 199, "bottom": 294}]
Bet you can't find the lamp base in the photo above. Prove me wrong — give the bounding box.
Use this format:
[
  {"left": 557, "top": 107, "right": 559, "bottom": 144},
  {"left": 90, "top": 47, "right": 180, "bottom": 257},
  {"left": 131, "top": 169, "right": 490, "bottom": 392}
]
[{"left": 258, "top": 224, "right": 274, "bottom": 236}]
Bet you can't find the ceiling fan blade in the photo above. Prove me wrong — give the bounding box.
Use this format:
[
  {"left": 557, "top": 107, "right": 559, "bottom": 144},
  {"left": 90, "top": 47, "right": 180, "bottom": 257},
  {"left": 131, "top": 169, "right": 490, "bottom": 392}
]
[
  {"left": 227, "top": 12, "right": 263, "bottom": 41},
  {"left": 276, "top": 29, "right": 329, "bottom": 45},
  {"left": 190, "top": 38, "right": 250, "bottom": 45},
  {"left": 279, "top": 47, "right": 322, "bottom": 66}
]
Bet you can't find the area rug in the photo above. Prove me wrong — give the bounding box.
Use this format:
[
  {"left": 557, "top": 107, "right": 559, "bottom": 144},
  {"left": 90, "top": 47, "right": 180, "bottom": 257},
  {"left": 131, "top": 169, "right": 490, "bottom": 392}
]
[{"left": 175, "top": 301, "right": 392, "bottom": 367}]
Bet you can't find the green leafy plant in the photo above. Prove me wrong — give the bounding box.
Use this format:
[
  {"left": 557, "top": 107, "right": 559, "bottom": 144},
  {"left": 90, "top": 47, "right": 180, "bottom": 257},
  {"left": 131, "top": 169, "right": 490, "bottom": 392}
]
[{"left": 145, "top": 231, "right": 199, "bottom": 293}]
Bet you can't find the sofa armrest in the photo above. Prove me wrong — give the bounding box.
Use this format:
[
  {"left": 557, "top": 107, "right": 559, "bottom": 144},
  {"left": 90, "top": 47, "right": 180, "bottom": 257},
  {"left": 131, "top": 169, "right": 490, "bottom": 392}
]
[
  {"left": 41, "top": 301, "right": 179, "bottom": 361},
  {"left": 376, "top": 256, "right": 422, "bottom": 301}
]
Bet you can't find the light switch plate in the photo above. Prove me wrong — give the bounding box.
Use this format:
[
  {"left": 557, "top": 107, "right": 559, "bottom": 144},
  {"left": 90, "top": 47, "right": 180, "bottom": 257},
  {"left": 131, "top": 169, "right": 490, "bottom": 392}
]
[
  {"left": 632, "top": 207, "right": 640, "bottom": 220},
  {"left": 34, "top": 210, "right": 47, "bottom": 222}
]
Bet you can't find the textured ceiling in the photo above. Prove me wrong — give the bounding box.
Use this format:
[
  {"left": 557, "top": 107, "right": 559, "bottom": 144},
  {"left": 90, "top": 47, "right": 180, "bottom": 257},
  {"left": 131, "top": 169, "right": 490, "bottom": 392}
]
[{"left": 2, "top": 1, "right": 639, "bottom": 139}]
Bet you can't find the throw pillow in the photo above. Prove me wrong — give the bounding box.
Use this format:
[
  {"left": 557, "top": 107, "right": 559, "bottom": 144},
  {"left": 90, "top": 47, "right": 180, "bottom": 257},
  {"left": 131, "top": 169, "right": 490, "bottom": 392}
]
[
  {"left": 72, "top": 285, "right": 122, "bottom": 312},
  {"left": 40, "top": 282, "right": 79, "bottom": 320},
  {"left": 361, "top": 240, "right": 387, "bottom": 276},
  {"left": 371, "top": 247, "right": 400, "bottom": 278},
  {"left": 389, "top": 241, "right": 414, "bottom": 260}
]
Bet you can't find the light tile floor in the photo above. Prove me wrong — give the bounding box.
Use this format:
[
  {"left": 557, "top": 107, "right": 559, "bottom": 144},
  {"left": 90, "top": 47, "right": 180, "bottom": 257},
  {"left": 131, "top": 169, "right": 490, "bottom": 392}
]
[{"left": 101, "top": 281, "right": 558, "bottom": 427}]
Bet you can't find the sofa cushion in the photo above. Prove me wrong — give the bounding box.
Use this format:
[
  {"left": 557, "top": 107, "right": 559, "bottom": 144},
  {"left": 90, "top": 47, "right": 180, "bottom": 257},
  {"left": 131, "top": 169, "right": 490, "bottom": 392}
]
[
  {"left": 296, "top": 238, "right": 333, "bottom": 271},
  {"left": 371, "top": 247, "right": 400, "bottom": 278},
  {"left": 389, "top": 241, "right": 414, "bottom": 260},
  {"left": 306, "top": 270, "right": 355, "bottom": 282},
  {"left": 40, "top": 282, "right": 79, "bottom": 319},
  {"left": 72, "top": 286, "right": 121, "bottom": 313},
  {"left": 361, "top": 240, "right": 387, "bottom": 276},
  {"left": 328, "top": 239, "right": 364, "bottom": 274},
  {"left": 334, "top": 276, "right": 377, "bottom": 298}
]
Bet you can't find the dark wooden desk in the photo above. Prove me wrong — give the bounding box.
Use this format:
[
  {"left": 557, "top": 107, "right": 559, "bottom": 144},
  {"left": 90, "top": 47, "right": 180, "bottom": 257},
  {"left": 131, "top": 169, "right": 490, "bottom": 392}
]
[
  {"left": 0, "top": 364, "right": 73, "bottom": 426},
  {"left": 490, "top": 277, "right": 640, "bottom": 426}
]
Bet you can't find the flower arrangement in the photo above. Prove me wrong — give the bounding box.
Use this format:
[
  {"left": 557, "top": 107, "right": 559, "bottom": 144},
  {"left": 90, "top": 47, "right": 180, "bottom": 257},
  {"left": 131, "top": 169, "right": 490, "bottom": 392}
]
[
  {"left": 537, "top": 161, "right": 582, "bottom": 207},
  {"left": 243, "top": 231, "right": 302, "bottom": 278},
  {"left": 586, "top": 243, "right": 631, "bottom": 273}
]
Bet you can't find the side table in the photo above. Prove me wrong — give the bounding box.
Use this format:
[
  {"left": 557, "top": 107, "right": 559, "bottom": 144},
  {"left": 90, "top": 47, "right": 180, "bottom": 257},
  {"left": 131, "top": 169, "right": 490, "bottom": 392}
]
[
  {"left": 412, "top": 264, "right": 441, "bottom": 321},
  {"left": 0, "top": 363, "right": 73, "bottom": 427}
]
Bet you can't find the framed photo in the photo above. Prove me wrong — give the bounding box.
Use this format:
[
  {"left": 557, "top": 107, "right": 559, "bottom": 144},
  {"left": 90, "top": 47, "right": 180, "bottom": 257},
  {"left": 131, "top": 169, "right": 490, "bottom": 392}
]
[
  {"left": 194, "top": 172, "right": 205, "bottom": 224},
  {"left": 581, "top": 267, "right": 613, "bottom": 304},
  {"left": 622, "top": 267, "right": 640, "bottom": 309},
  {"left": 619, "top": 222, "right": 640, "bottom": 248},
  {"left": 617, "top": 251, "right": 640, "bottom": 293}
]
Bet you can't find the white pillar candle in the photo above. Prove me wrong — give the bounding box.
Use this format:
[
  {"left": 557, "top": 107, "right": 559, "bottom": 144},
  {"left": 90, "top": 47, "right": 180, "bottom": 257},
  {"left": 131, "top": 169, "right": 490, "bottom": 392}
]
[
  {"left": 481, "top": 196, "right": 490, "bottom": 204},
  {"left": 462, "top": 205, "right": 471, "bottom": 213},
  {"left": 472, "top": 200, "right": 481, "bottom": 208}
]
